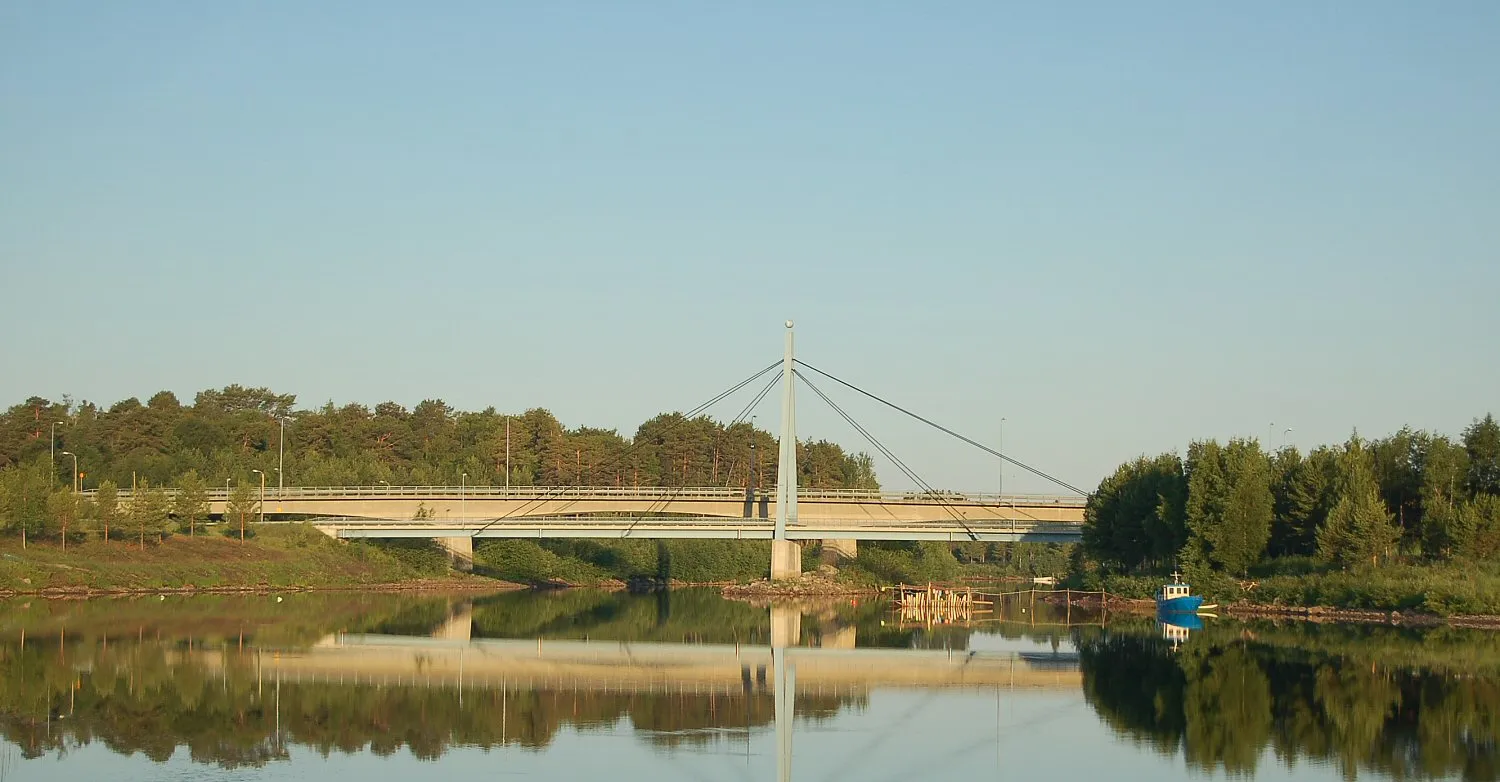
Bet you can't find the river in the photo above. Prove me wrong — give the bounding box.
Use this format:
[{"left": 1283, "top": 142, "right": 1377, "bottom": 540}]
[{"left": 0, "top": 588, "right": 1494, "bottom": 781}]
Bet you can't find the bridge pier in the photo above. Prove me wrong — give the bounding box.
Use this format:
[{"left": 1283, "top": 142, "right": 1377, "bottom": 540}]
[
  {"left": 771, "top": 540, "right": 801, "bottom": 581},
  {"left": 438, "top": 536, "right": 474, "bottom": 572},
  {"left": 820, "top": 539, "right": 857, "bottom": 563}
]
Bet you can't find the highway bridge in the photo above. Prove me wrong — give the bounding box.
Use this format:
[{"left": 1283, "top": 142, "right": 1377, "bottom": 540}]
[{"left": 198, "top": 485, "right": 1086, "bottom": 525}]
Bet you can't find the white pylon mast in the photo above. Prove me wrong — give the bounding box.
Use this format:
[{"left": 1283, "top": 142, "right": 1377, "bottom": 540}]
[{"left": 774, "top": 321, "right": 797, "bottom": 539}]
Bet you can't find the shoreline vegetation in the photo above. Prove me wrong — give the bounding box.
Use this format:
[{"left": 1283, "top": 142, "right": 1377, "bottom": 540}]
[{"left": 1075, "top": 413, "right": 1500, "bottom": 618}]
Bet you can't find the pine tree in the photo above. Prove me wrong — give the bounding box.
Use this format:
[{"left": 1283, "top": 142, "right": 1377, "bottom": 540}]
[
  {"left": 1186, "top": 440, "right": 1272, "bottom": 576},
  {"left": 1318, "top": 437, "right": 1400, "bottom": 567},
  {"left": 94, "top": 480, "right": 120, "bottom": 541},
  {"left": 46, "top": 490, "right": 79, "bottom": 549},
  {"left": 173, "top": 469, "right": 210, "bottom": 536},
  {"left": 129, "top": 480, "right": 171, "bottom": 548},
  {"left": 1464, "top": 414, "right": 1500, "bottom": 497},
  {"left": 225, "top": 481, "right": 258, "bottom": 541}
]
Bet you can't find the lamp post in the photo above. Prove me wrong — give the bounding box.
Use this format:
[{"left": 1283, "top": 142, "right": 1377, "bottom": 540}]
[
  {"left": 50, "top": 421, "right": 64, "bottom": 485},
  {"left": 461, "top": 472, "right": 467, "bottom": 520},
  {"left": 251, "top": 469, "right": 266, "bottom": 528},
  {"left": 505, "top": 416, "right": 511, "bottom": 490},
  {"left": 60, "top": 451, "right": 78, "bottom": 494},
  {"left": 1283, "top": 427, "right": 1293, "bottom": 450}
]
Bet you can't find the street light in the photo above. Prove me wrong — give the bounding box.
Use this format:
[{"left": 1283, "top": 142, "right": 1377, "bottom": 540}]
[
  {"left": 50, "top": 421, "right": 64, "bottom": 485},
  {"left": 1283, "top": 427, "right": 1293, "bottom": 450},
  {"left": 60, "top": 451, "right": 78, "bottom": 494},
  {"left": 461, "top": 472, "right": 468, "bottom": 521},
  {"left": 505, "top": 416, "right": 511, "bottom": 490},
  {"left": 251, "top": 469, "right": 266, "bottom": 528}
]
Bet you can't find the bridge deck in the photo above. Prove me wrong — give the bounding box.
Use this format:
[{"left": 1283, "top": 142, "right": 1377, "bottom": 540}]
[{"left": 318, "top": 516, "right": 1083, "bottom": 542}]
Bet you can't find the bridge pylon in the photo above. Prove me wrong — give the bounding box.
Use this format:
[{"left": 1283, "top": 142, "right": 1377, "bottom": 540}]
[{"left": 771, "top": 321, "right": 802, "bottom": 580}]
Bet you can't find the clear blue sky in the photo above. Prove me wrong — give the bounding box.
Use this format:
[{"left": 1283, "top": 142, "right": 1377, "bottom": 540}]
[{"left": 3, "top": 2, "right": 1496, "bottom": 493}]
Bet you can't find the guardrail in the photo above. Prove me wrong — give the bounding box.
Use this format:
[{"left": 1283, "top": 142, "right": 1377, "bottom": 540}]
[{"left": 82, "top": 485, "right": 1086, "bottom": 506}]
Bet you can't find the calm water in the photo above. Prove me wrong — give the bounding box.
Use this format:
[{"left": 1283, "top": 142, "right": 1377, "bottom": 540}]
[{"left": 0, "top": 589, "right": 1495, "bottom": 781}]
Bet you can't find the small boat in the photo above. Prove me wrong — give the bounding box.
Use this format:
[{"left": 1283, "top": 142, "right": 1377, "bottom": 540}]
[{"left": 1156, "top": 573, "right": 1205, "bottom": 614}]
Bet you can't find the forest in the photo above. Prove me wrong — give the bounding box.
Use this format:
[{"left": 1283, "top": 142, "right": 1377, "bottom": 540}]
[
  {"left": 0, "top": 385, "right": 879, "bottom": 543},
  {"left": 1078, "top": 414, "right": 1500, "bottom": 612}
]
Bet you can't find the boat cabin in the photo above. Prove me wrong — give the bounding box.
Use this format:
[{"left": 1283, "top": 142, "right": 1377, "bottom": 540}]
[{"left": 1160, "top": 583, "right": 1192, "bottom": 599}]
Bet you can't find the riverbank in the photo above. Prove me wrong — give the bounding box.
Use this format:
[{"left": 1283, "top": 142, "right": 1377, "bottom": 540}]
[
  {"left": 1038, "top": 587, "right": 1500, "bottom": 629},
  {"left": 0, "top": 525, "right": 515, "bottom": 596}
]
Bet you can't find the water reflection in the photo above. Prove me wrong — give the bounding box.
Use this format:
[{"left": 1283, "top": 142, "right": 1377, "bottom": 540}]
[{"left": 0, "top": 591, "right": 1496, "bottom": 780}]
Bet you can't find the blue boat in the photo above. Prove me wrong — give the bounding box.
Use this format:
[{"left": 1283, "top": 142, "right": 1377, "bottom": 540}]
[{"left": 1156, "top": 574, "right": 1205, "bottom": 614}]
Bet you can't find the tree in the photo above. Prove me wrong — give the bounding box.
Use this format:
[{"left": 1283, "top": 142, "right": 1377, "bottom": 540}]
[
  {"left": 173, "top": 469, "right": 210, "bottom": 536},
  {"left": 1082, "top": 453, "right": 1186, "bottom": 573},
  {"left": 1460, "top": 494, "right": 1500, "bottom": 561},
  {"left": 93, "top": 480, "right": 120, "bottom": 541},
  {"left": 1185, "top": 440, "right": 1272, "bottom": 576},
  {"left": 1419, "top": 436, "right": 1471, "bottom": 557},
  {"left": 1464, "top": 414, "right": 1500, "bottom": 497},
  {"left": 1268, "top": 447, "right": 1335, "bottom": 558},
  {"left": 1370, "top": 427, "right": 1425, "bottom": 545},
  {"left": 226, "top": 481, "right": 258, "bottom": 541},
  {"left": 0, "top": 461, "right": 49, "bottom": 547},
  {"left": 1317, "top": 437, "right": 1400, "bottom": 568},
  {"left": 46, "top": 490, "right": 80, "bottom": 549},
  {"left": 129, "top": 480, "right": 171, "bottom": 548}
]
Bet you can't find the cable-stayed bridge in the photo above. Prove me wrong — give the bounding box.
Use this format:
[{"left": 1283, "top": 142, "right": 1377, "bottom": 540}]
[{"left": 120, "top": 325, "right": 1092, "bottom": 576}]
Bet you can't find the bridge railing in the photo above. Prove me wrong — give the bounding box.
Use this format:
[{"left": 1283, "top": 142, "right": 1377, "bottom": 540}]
[
  {"left": 310, "top": 515, "right": 1085, "bottom": 529},
  {"left": 83, "top": 485, "right": 1086, "bottom": 506}
]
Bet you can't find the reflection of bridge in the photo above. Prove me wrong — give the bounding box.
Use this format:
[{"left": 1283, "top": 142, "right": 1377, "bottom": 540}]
[{"left": 239, "top": 634, "right": 1081, "bottom": 694}]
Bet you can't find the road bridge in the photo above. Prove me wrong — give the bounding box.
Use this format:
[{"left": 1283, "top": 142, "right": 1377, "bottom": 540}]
[
  {"left": 317, "top": 515, "right": 1083, "bottom": 543},
  {"left": 195, "top": 485, "right": 1086, "bottom": 525}
]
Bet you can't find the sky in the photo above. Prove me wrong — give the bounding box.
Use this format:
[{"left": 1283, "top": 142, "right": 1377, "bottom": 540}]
[{"left": 2, "top": 2, "right": 1497, "bottom": 494}]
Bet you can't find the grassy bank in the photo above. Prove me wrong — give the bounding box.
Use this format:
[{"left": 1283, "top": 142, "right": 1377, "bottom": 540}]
[
  {"left": 0, "top": 524, "right": 496, "bottom": 594},
  {"left": 473, "top": 538, "right": 1071, "bottom": 587},
  {"left": 1070, "top": 560, "right": 1500, "bottom": 618}
]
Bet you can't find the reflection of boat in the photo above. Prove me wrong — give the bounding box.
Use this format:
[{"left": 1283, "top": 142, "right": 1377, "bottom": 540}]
[
  {"left": 1156, "top": 573, "right": 1204, "bottom": 614},
  {"left": 1159, "top": 612, "right": 1202, "bottom": 650},
  {"left": 1159, "top": 613, "right": 1203, "bottom": 632}
]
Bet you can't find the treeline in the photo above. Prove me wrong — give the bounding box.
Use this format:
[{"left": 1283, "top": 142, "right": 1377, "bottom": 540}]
[
  {"left": 1081, "top": 414, "right": 1500, "bottom": 582},
  {"left": 0, "top": 385, "right": 879, "bottom": 542}
]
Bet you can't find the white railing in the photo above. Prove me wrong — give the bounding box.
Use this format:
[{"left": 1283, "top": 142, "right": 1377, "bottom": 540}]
[{"left": 84, "top": 485, "right": 1086, "bottom": 506}]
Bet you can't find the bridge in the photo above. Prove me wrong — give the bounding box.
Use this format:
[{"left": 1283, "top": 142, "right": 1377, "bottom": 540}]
[{"left": 143, "top": 325, "right": 1091, "bottom": 578}]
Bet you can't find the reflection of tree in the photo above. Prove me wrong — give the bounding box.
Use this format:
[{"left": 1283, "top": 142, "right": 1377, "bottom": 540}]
[
  {"left": 1182, "top": 646, "right": 1272, "bottom": 775},
  {"left": 1079, "top": 631, "right": 1185, "bottom": 754},
  {"left": 1078, "top": 624, "right": 1500, "bottom": 781}
]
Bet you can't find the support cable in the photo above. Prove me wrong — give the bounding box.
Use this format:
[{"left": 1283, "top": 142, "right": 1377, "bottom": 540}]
[
  {"left": 795, "top": 370, "right": 980, "bottom": 541},
  {"left": 621, "top": 367, "right": 785, "bottom": 535},
  {"left": 468, "top": 361, "right": 783, "bottom": 537},
  {"left": 793, "top": 360, "right": 1087, "bottom": 496}
]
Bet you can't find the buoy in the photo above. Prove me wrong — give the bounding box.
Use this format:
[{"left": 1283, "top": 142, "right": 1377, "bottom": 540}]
[
  {"left": 158, "top": 595, "right": 165, "bottom": 601},
  {"left": 275, "top": 596, "right": 283, "bottom": 603}
]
